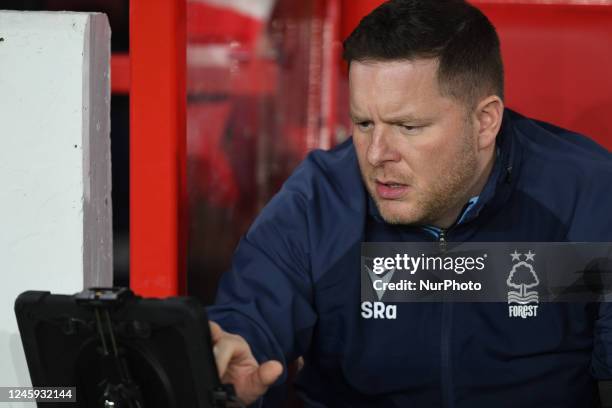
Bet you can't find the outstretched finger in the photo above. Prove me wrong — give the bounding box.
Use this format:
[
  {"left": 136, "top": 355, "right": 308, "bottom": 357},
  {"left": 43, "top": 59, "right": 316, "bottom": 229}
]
[
  {"left": 209, "top": 321, "right": 224, "bottom": 343},
  {"left": 213, "top": 337, "right": 239, "bottom": 378}
]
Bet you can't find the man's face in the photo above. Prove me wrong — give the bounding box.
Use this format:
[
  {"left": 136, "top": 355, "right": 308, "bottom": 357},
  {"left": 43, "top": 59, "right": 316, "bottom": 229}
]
[{"left": 350, "top": 59, "right": 480, "bottom": 227}]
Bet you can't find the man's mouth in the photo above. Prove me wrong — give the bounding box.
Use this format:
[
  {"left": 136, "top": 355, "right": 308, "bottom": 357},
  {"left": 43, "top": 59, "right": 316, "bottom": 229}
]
[{"left": 375, "top": 180, "right": 410, "bottom": 200}]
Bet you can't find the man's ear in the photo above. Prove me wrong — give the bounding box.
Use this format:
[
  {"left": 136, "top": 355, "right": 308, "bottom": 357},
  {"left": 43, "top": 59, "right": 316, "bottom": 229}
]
[{"left": 474, "top": 96, "right": 504, "bottom": 150}]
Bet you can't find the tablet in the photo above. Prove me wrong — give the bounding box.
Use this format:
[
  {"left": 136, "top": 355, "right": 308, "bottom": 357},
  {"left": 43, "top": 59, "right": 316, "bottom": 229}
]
[{"left": 15, "top": 287, "right": 239, "bottom": 408}]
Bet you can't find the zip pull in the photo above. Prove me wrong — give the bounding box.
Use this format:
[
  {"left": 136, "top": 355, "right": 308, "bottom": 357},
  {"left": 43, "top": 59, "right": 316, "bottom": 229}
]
[
  {"left": 439, "top": 229, "right": 448, "bottom": 253},
  {"left": 505, "top": 165, "right": 513, "bottom": 184}
]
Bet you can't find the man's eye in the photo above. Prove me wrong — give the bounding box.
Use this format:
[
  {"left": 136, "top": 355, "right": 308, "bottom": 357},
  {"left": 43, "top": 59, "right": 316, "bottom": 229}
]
[
  {"left": 399, "top": 125, "right": 422, "bottom": 135},
  {"left": 356, "top": 122, "right": 373, "bottom": 132}
]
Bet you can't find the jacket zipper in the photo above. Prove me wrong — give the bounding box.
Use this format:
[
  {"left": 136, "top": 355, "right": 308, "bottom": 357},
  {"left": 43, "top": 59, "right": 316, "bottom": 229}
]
[
  {"left": 439, "top": 229, "right": 448, "bottom": 253},
  {"left": 438, "top": 228, "right": 454, "bottom": 408}
]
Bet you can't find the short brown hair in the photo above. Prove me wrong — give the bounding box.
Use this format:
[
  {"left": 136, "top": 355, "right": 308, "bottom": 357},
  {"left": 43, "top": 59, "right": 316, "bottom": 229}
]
[{"left": 343, "top": 0, "right": 505, "bottom": 106}]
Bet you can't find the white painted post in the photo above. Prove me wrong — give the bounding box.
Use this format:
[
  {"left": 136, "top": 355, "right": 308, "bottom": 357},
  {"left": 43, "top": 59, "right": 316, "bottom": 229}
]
[{"left": 0, "top": 11, "right": 112, "bottom": 395}]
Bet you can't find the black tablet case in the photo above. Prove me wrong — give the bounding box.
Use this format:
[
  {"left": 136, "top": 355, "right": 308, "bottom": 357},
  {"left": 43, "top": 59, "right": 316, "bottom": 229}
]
[{"left": 15, "top": 289, "right": 224, "bottom": 408}]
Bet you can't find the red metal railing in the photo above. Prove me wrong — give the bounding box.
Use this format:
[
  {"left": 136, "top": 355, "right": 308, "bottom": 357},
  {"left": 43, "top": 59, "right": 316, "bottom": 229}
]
[{"left": 129, "top": 0, "right": 187, "bottom": 297}]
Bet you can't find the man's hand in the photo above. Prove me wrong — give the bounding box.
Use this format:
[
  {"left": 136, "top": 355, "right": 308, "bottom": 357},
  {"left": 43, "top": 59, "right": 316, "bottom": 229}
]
[{"left": 209, "top": 321, "right": 283, "bottom": 405}]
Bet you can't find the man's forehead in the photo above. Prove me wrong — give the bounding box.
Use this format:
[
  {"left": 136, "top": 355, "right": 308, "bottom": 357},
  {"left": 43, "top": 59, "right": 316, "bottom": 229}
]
[
  {"left": 349, "top": 60, "right": 443, "bottom": 115},
  {"left": 349, "top": 104, "right": 425, "bottom": 121},
  {"left": 349, "top": 59, "right": 441, "bottom": 98},
  {"left": 348, "top": 58, "right": 440, "bottom": 80},
  {"left": 349, "top": 96, "right": 420, "bottom": 119}
]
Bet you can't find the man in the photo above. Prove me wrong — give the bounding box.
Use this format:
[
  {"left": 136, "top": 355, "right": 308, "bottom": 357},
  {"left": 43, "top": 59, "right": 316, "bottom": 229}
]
[{"left": 207, "top": 0, "right": 612, "bottom": 406}]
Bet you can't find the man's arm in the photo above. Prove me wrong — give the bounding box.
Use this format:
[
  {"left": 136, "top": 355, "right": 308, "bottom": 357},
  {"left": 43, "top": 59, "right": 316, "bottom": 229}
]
[
  {"left": 206, "top": 177, "right": 319, "bottom": 404},
  {"left": 567, "top": 168, "right": 612, "bottom": 406}
]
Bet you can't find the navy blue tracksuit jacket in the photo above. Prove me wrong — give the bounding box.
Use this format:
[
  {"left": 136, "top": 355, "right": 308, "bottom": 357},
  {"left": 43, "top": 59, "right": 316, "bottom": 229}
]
[{"left": 208, "top": 109, "right": 612, "bottom": 407}]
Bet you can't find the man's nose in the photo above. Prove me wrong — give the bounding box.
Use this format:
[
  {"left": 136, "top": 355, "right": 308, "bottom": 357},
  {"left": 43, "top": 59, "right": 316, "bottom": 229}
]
[{"left": 367, "top": 127, "right": 400, "bottom": 166}]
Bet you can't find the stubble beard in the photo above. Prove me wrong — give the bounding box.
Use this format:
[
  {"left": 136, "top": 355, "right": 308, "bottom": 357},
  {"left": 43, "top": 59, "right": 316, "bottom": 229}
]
[{"left": 364, "top": 127, "right": 479, "bottom": 227}]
